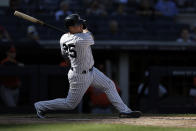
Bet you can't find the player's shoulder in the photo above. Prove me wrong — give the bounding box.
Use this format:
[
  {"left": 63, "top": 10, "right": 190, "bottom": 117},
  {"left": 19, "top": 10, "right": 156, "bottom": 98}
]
[
  {"left": 75, "top": 32, "right": 91, "bottom": 38},
  {"left": 60, "top": 33, "right": 69, "bottom": 41},
  {"left": 75, "top": 32, "right": 93, "bottom": 42},
  {"left": 60, "top": 33, "right": 75, "bottom": 44}
]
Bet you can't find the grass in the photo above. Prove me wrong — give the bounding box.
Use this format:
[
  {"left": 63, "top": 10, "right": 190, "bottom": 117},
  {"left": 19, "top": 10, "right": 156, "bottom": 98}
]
[
  {"left": 0, "top": 123, "right": 195, "bottom": 131},
  {"left": 1, "top": 114, "right": 196, "bottom": 131}
]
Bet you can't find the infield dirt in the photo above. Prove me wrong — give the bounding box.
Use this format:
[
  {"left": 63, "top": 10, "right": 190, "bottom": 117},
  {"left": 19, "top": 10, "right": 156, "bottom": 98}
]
[{"left": 0, "top": 114, "right": 196, "bottom": 128}]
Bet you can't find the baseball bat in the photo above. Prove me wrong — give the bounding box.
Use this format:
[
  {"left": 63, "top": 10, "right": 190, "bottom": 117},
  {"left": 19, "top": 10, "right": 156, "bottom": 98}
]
[{"left": 14, "top": 11, "right": 66, "bottom": 33}]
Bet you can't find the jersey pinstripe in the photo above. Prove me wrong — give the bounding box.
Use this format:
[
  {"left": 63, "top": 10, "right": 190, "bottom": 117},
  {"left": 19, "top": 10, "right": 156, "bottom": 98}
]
[
  {"left": 60, "top": 32, "right": 94, "bottom": 72},
  {"left": 34, "top": 31, "right": 132, "bottom": 114}
]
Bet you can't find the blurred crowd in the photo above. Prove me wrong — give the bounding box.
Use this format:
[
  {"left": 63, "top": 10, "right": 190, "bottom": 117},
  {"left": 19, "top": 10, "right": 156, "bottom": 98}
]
[
  {"left": 1, "top": 0, "right": 196, "bottom": 42},
  {"left": 4, "top": 0, "right": 196, "bottom": 15},
  {"left": 0, "top": 0, "right": 195, "bottom": 42},
  {"left": 0, "top": 0, "right": 196, "bottom": 43}
]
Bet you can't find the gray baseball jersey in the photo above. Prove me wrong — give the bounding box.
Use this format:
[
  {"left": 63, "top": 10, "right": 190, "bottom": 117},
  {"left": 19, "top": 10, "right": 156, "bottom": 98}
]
[{"left": 34, "top": 31, "right": 132, "bottom": 113}]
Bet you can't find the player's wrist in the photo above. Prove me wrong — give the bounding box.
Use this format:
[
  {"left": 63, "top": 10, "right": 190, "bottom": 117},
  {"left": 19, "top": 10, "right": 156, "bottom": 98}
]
[{"left": 83, "top": 29, "right": 89, "bottom": 33}]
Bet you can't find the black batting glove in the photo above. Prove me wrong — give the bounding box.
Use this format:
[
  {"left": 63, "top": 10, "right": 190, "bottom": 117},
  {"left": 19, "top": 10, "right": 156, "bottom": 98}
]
[{"left": 82, "top": 22, "right": 87, "bottom": 29}]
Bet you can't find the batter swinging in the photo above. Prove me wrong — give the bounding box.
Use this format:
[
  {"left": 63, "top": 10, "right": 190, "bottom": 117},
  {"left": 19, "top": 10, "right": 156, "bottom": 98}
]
[{"left": 34, "top": 14, "right": 141, "bottom": 118}]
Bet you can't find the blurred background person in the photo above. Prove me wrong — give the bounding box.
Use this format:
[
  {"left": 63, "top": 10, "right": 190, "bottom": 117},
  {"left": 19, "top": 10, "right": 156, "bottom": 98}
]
[
  {"left": 112, "top": 4, "right": 127, "bottom": 16},
  {"left": 7, "top": 0, "right": 20, "bottom": 15},
  {"left": 138, "top": 83, "right": 167, "bottom": 97},
  {"left": 59, "top": 60, "right": 70, "bottom": 67},
  {"left": 136, "top": 0, "right": 155, "bottom": 16},
  {"left": 176, "top": 0, "right": 196, "bottom": 12},
  {"left": 59, "top": 55, "right": 70, "bottom": 68},
  {"left": 177, "top": 28, "right": 192, "bottom": 43},
  {"left": 138, "top": 71, "right": 167, "bottom": 98},
  {"left": 26, "top": 25, "right": 39, "bottom": 42},
  {"left": 115, "top": 0, "right": 128, "bottom": 5},
  {"left": 20, "top": 25, "right": 40, "bottom": 43},
  {"left": 86, "top": 0, "right": 107, "bottom": 16},
  {"left": 155, "top": 0, "right": 178, "bottom": 17},
  {"left": 82, "top": 0, "right": 92, "bottom": 7},
  {"left": 189, "top": 77, "right": 196, "bottom": 97},
  {"left": 55, "top": 1, "right": 72, "bottom": 21},
  {"left": 0, "top": 26, "right": 11, "bottom": 42},
  {"left": 0, "top": 46, "right": 23, "bottom": 107},
  {"left": 190, "top": 24, "right": 196, "bottom": 42},
  {"left": 108, "top": 20, "right": 120, "bottom": 38}
]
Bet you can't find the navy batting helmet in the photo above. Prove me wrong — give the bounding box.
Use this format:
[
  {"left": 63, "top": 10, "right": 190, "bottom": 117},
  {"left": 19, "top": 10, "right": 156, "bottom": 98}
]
[{"left": 64, "top": 14, "right": 86, "bottom": 28}]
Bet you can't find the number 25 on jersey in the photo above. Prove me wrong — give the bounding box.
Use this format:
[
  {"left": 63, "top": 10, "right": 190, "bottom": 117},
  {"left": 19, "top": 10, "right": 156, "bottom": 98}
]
[{"left": 63, "top": 43, "right": 77, "bottom": 58}]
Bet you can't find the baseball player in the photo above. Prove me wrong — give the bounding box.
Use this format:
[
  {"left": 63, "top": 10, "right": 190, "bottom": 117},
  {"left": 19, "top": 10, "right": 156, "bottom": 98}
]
[{"left": 34, "top": 14, "right": 142, "bottom": 118}]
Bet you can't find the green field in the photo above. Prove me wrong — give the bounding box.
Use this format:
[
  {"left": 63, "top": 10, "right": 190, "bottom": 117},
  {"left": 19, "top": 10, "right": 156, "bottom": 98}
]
[
  {"left": 0, "top": 114, "right": 196, "bottom": 131},
  {"left": 0, "top": 123, "right": 196, "bottom": 131}
]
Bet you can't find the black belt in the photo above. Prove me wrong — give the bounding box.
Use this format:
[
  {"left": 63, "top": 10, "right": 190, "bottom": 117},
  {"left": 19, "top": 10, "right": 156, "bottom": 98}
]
[{"left": 71, "top": 67, "right": 93, "bottom": 74}]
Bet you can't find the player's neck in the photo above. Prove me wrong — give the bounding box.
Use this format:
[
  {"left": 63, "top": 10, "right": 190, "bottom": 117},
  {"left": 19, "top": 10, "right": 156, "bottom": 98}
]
[
  {"left": 69, "top": 30, "right": 83, "bottom": 34},
  {"left": 69, "top": 32, "right": 82, "bottom": 34}
]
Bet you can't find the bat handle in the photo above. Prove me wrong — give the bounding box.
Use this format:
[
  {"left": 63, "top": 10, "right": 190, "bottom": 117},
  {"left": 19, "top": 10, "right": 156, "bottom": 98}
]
[{"left": 43, "top": 23, "right": 66, "bottom": 33}]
